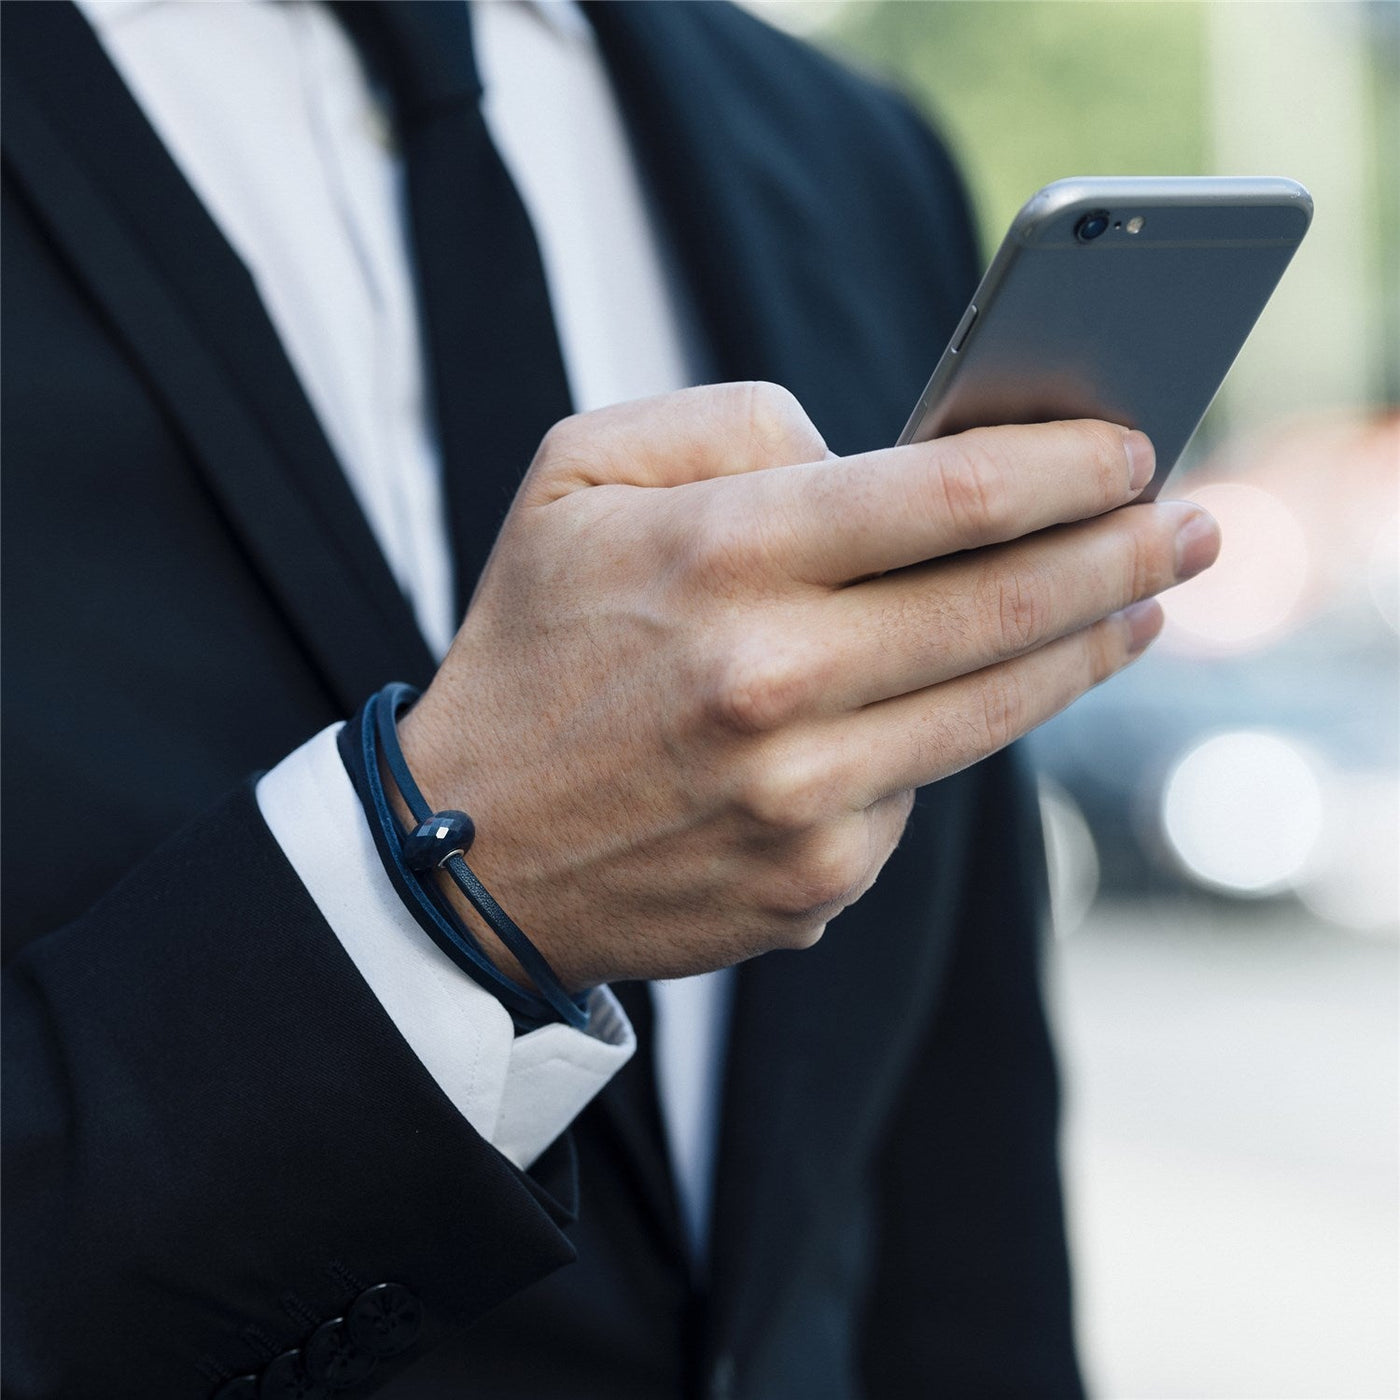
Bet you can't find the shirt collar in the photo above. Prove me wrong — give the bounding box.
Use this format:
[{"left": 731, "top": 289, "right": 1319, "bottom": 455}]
[
  {"left": 79, "top": 0, "right": 591, "bottom": 40},
  {"left": 525, "top": 0, "right": 591, "bottom": 43}
]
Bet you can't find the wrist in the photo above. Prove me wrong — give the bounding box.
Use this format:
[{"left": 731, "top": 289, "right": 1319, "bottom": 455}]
[
  {"left": 392, "top": 701, "right": 587, "bottom": 996},
  {"left": 338, "top": 683, "right": 591, "bottom": 1028}
]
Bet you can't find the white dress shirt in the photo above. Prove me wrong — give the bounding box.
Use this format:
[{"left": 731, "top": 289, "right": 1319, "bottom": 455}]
[{"left": 80, "top": 0, "right": 733, "bottom": 1254}]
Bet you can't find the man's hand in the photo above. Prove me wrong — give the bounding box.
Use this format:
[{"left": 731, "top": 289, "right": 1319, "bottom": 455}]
[{"left": 399, "top": 383, "right": 1219, "bottom": 990}]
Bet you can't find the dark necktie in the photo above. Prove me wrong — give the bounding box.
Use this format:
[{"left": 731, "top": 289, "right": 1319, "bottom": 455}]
[{"left": 332, "top": 0, "right": 574, "bottom": 619}]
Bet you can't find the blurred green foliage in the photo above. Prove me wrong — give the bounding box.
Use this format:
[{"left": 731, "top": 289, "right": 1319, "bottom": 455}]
[
  {"left": 828, "top": 1, "right": 1207, "bottom": 257},
  {"left": 1362, "top": 1, "right": 1399, "bottom": 405}
]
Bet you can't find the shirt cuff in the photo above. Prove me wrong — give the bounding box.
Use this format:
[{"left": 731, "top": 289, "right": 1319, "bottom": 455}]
[{"left": 255, "top": 723, "right": 634, "bottom": 1170}]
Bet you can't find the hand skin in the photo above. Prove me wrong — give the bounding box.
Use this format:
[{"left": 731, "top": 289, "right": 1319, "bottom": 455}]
[{"left": 398, "top": 383, "right": 1220, "bottom": 992}]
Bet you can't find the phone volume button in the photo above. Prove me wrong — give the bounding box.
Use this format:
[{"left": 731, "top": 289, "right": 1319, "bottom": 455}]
[{"left": 949, "top": 303, "right": 978, "bottom": 355}]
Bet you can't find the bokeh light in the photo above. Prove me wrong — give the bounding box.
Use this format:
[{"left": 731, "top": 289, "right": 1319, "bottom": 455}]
[
  {"left": 1039, "top": 776, "right": 1101, "bottom": 938},
  {"left": 1160, "top": 483, "right": 1311, "bottom": 655},
  {"left": 1161, "top": 731, "right": 1325, "bottom": 894},
  {"left": 1368, "top": 514, "right": 1399, "bottom": 635},
  {"left": 1300, "top": 772, "right": 1400, "bottom": 934}
]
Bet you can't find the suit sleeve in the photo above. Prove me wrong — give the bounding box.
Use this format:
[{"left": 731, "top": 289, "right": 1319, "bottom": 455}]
[
  {"left": 2, "top": 782, "right": 580, "bottom": 1399},
  {"left": 858, "top": 747, "right": 1086, "bottom": 1399}
]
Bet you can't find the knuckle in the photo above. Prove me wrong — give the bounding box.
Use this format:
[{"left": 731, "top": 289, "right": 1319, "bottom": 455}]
[
  {"left": 744, "top": 381, "right": 826, "bottom": 463},
  {"left": 775, "top": 826, "right": 869, "bottom": 918},
  {"left": 978, "top": 669, "right": 1030, "bottom": 751},
  {"left": 933, "top": 437, "right": 1008, "bottom": 538},
  {"left": 522, "top": 413, "right": 601, "bottom": 501},
  {"left": 744, "top": 380, "right": 800, "bottom": 423},
  {"left": 995, "top": 569, "right": 1050, "bottom": 654},
  {"left": 768, "top": 916, "right": 830, "bottom": 953},
  {"left": 703, "top": 639, "right": 808, "bottom": 735},
  {"left": 1122, "top": 521, "right": 1160, "bottom": 601},
  {"left": 732, "top": 751, "right": 829, "bottom": 829},
  {"left": 1080, "top": 420, "right": 1131, "bottom": 497},
  {"left": 535, "top": 414, "right": 581, "bottom": 462},
  {"left": 1084, "top": 618, "right": 1125, "bottom": 687}
]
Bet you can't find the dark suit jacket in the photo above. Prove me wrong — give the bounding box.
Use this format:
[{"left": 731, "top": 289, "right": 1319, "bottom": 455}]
[{"left": 1, "top": 4, "right": 1084, "bottom": 1397}]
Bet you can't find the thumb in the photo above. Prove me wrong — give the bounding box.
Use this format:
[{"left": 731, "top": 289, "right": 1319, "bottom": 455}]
[{"left": 520, "top": 381, "right": 829, "bottom": 503}]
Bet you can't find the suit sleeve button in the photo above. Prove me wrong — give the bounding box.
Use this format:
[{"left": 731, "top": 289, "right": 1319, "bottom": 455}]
[
  {"left": 213, "top": 1379, "right": 260, "bottom": 1400},
  {"left": 346, "top": 1282, "right": 423, "bottom": 1358},
  {"left": 305, "top": 1317, "right": 377, "bottom": 1388},
  {"left": 259, "top": 1349, "right": 328, "bottom": 1400}
]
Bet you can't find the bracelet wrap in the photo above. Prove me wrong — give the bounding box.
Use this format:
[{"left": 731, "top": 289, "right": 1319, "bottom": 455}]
[{"left": 338, "top": 682, "right": 590, "bottom": 1031}]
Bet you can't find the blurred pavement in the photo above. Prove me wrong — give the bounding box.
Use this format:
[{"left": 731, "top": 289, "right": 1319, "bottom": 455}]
[{"left": 1053, "top": 900, "right": 1399, "bottom": 1400}]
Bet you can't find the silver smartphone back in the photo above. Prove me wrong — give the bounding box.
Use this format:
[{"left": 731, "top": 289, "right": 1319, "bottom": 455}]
[{"left": 898, "top": 177, "right": 1313, "bottom": 498}]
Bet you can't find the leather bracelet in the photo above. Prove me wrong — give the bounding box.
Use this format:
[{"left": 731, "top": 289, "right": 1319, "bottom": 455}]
[{"left": 338, "top": 683, "right": 590, "bottom": 1031}]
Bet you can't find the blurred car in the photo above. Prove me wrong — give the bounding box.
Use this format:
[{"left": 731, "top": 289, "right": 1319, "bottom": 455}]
[{"left": 1028, "top": 412, "right": 1400, "bottom": 934}]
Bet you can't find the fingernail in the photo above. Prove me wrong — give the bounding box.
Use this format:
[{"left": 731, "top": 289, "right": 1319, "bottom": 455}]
[
  {"left": 1122, "top": 597, "right": 1164, "bottom": 655},
  {"left": 1124, "top": 431, "right": 1155, "bottom": 492},
  {"left": 1174, "top": 508, "right": 1221, "bottom": 582}
]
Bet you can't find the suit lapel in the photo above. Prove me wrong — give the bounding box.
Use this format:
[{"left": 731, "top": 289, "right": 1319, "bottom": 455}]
[{"left": 1, "top": 2, "right": 436, "bottom": 711}]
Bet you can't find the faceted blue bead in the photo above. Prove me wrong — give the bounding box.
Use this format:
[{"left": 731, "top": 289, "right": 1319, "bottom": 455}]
[{"left": 404, "top": 810, "right": 476, "bottom": 870}]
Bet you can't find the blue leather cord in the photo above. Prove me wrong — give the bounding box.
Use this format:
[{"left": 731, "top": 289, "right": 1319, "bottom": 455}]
[
  {"left": 372, "top": 684, "right": 589, "bottom": 1028},
  {"left": 371, "top": 682, "right": 435, "bottom": 821},
  {"left": 340, "top": 685, "right": 590, "bottom": 1031}
]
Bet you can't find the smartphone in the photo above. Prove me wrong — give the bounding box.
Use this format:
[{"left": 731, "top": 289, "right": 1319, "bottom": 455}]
[{"left": 898, "top": 176, "right": 1313, "bottom": 498}]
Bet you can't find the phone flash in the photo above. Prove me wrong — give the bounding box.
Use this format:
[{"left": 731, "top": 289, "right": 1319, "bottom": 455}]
[{"left": 1126, "top": 216, "right": 1145, "bottom": 234}]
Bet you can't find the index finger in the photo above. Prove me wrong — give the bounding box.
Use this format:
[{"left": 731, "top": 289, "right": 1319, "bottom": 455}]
[{"left": 742, "top": 419, "right": 1154, "bottom": 587}]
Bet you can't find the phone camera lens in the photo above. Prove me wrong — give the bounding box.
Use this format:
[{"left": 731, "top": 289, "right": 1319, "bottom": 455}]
[{"left": 1075, "top": 211, "right": 1111, "bottom": 243}]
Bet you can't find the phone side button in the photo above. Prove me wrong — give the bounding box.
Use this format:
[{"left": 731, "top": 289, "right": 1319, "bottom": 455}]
[{"left": 948, "top": 303, "right": 978, "bottom": 355}]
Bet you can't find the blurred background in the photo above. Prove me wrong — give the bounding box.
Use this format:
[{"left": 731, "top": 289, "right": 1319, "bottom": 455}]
[{"left": 745, "top": 3, "right": 1399, "bottom": 1395}]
